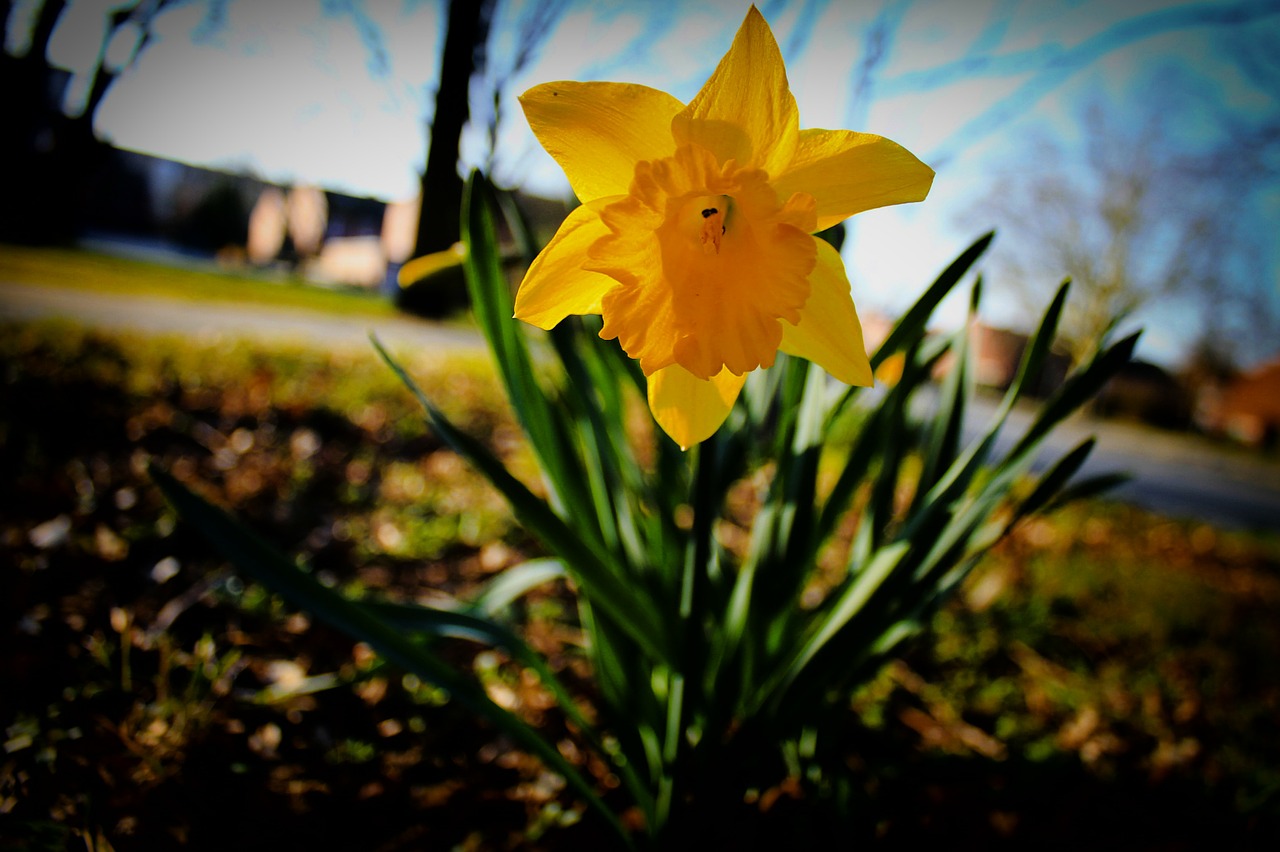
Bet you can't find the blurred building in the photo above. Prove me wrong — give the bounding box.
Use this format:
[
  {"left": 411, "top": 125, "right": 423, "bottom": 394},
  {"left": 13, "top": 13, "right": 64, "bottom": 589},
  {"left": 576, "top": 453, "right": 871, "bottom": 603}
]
[
  {"left": 931, "top": 322, "right": 1072, "bottom": 398},
  {"left": 1196, "top": 358, "right": 1280, "bottom": 449},
  {"left": 1094, "top": 360, "right": 1191, "bottom": 430},
  {"left": 981, "top": 324, "right": 1073, "bottom": 396},
  {"left": 83, "top": 148, "right": 394, "bottom": 286},
  {"left": 246, "top": 187, "right": 287, "bottom": 264}
]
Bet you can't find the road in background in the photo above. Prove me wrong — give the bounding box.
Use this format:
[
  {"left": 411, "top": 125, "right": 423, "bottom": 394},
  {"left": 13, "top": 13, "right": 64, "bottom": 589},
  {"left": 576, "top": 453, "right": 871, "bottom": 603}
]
[
  {"left": 959, "top": 391, "right": 1280, "bottom": 532},
  {"left": 5, "top": 279, "right": 1278, "bottom": 533},
  {"left": 0, "top": 281, "right": 486, "bottom": 355}
]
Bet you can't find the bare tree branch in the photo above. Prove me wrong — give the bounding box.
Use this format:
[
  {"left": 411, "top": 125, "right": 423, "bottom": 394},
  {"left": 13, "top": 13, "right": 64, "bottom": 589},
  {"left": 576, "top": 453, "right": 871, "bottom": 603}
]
[
  {"left": 972, "top": 92, "right": 1279, "bottom": 365},
  {"left": 885, "top": 0, "right": 1280, "bottom": 168}
]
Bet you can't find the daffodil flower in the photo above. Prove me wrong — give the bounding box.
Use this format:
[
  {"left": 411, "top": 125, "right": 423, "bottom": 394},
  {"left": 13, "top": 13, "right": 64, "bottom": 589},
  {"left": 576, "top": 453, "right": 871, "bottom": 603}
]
[{"left": 514, "top": 6, "right": 934, "bottom": 448}]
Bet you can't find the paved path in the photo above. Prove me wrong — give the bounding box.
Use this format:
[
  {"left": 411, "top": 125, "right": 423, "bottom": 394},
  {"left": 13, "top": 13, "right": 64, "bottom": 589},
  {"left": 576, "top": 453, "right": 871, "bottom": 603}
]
[
  {"left": 960, "top": 393, "right": 1280, "bottom": 532},
  {"left": 5, "top": 279, "right": 1278, "bottom": 532},
  {"left": 0, "top": 281, "right": 487, "bottom": 355}
]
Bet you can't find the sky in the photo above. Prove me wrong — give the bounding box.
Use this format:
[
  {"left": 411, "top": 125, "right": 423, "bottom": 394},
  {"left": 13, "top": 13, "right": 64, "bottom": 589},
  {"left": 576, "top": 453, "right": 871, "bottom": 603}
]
[{"left": 18, "top": 0, "right": 1280, "bottom": 366}]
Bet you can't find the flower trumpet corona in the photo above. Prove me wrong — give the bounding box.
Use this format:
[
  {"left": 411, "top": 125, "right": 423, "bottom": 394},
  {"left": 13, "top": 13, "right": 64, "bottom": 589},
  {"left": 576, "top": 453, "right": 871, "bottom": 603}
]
[{"left": 514, "top": 6, "right": 934, "bottom": 448}]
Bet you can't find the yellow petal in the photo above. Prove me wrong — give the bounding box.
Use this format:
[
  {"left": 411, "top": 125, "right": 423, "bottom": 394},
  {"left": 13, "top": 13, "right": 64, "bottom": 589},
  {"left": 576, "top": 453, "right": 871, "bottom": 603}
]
[
  {"left": 779, "top": 239, "right": 874, "bottom": 386},
  {"left": 514, "top": 199, "right": 619, "bottom": 329},
  {"left": 397, "top": 242, "right": 466, "bottom": 287},
  {"left": 647, "top": 365, "right": 747, "bottom": 449},
  {"left": 773, "top": 128, "right": 935, "bottom": 231},
  {"left": 592, "top": 191, "right": 679, "bottom": 375},
  {"left": 671, "top": 6, "right": 798, "bottom": 176},
  {"left": 520, "top": 81, "right": 684, "bottom": 202}
]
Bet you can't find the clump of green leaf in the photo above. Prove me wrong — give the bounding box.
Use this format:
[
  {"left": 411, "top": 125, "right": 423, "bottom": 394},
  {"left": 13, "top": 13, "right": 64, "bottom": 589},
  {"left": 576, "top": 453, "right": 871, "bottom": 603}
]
[{"left": 153, "top": 171, "right": 1138, "bottom": 847}]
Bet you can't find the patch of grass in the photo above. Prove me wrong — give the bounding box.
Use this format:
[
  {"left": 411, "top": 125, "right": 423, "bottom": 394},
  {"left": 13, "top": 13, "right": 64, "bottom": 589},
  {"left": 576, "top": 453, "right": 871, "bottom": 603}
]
[
  {"left": 849, "top": 502, "right": 1280, "bottom": 844},
  {"left": 0, "top": 243, "right": 397, "bottom": 317},
  {"left": 2, "top": 320, "right": 590, "bottom": 850}
]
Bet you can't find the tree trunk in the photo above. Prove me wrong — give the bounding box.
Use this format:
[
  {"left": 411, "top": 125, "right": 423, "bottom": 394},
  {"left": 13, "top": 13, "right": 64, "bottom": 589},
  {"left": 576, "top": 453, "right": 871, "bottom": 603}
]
[
  {"left": 399, "top": 0, "right": 493, "bottom": 315},
  {"left": 0, "top": 0, "right": 133, "bottom": 244},
  {"left": 414, "top": 0, "right": 493, "bottom": 258}
]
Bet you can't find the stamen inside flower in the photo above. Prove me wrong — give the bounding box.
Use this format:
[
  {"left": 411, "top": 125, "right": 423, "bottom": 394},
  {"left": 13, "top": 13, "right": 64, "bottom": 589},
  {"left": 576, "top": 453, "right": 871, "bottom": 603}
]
[{"left": 698, "top": 200, "right": 727, "bottom": 255}]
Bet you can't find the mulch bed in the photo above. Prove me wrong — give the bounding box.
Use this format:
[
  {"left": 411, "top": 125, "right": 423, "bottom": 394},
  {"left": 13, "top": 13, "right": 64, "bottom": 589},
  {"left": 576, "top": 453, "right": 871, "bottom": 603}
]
[{"left": 3, "top": 323, "right": 1277, "bottom": 850}]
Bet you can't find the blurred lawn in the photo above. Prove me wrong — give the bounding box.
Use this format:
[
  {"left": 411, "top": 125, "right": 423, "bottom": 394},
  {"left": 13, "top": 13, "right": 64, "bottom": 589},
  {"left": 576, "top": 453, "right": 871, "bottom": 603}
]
[
  {"left": 2, "top": 319, "right": 1278, "bottom": 850},
  {"left": 0, "top": 243, "right": 398, "bottom": 317}
]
